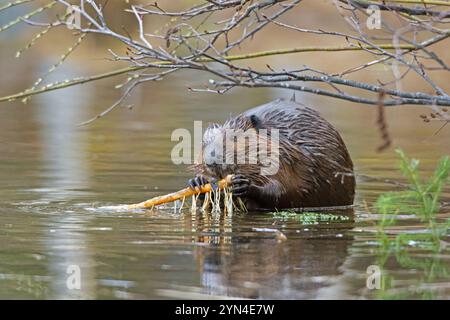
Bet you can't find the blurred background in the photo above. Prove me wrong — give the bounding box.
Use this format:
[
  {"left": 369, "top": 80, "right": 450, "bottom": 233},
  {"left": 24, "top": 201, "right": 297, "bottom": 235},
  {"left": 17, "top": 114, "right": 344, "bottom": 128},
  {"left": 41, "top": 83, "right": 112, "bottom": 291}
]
[{"left": 0, "top": 0, "right": 448, "bottom": 299}]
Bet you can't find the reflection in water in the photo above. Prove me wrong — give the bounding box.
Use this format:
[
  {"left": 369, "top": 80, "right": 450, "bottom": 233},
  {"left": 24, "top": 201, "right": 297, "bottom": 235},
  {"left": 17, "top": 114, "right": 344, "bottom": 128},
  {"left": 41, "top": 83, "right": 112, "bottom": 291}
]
[
  {"left": 376, "top": 245, "right": 450, "bottom": 299},
  {"left": 198, "top": 237, "right": 353, "bottom": 299},
  {"left": 36, "top": 71, "right": 95, "bottom": 299},
  {"left": 156, "top": 211, "right": 355, "bottom": 299}
]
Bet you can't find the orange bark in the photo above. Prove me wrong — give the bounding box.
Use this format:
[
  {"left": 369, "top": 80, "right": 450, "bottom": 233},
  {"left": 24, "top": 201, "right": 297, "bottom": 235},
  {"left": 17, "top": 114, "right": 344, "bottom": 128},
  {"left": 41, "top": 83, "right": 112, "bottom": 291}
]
[{"left": 121, "top": 175, "right": 233, "bottom": 210}]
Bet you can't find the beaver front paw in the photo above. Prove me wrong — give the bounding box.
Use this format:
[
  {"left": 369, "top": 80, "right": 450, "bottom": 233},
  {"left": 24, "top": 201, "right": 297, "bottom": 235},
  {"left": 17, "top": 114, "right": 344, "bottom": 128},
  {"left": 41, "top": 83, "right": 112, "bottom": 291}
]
[
  {"left": 230, "top": 174, "right": 251, "bottom": 197},
  {"left": 188, "top": 175, "right": 209, "bottom": 191}
]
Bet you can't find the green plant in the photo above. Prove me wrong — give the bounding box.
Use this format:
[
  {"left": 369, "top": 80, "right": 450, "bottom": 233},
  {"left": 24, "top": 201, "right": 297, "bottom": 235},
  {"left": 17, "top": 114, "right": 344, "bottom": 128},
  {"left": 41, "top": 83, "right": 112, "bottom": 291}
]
[
  {"left": 271, "top": 211, "right": 351, "bottom": 225},
  {"left": 375, "top": 149, "right": 450, "bottom": 251},
  {"left": 374, "top": 149, "right": 450, "bottom": 299}
]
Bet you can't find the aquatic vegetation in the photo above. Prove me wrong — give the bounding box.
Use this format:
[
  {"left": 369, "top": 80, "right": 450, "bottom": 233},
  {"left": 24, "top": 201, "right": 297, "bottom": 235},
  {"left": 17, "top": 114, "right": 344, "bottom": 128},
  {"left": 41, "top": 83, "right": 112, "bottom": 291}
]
[
  {"left": 272, "top": 211, "right": 350, "bottom": 225},
  {"left": 375, "top": 149, "right": 450, "bottom": 251},
  {"left": 373, "top": 149, "right": 450, "bottom": 299}
]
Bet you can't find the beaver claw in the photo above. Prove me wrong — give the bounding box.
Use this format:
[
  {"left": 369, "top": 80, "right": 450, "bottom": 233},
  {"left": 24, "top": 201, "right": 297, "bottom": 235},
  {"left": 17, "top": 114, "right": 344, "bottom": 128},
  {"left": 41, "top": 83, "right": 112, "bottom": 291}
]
[
  {"left": 230, "top": 174, "right": 250, "bottom": 197},
  {"left": 188, "top": 175, "right": 209, "bottom": 191}
]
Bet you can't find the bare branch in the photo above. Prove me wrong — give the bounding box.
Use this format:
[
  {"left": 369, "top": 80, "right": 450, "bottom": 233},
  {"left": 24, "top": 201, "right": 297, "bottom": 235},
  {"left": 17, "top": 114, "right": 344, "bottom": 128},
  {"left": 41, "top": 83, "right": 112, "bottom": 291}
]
[{"left": 0, "top": 0, "right": 449, "bottom": 125}]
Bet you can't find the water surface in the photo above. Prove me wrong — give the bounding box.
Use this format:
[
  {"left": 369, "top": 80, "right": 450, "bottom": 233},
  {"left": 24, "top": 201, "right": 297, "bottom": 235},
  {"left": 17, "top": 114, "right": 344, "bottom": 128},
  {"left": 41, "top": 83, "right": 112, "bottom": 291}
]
[{"left": 0, "top": 47, "right": 449, "bottom": 299}]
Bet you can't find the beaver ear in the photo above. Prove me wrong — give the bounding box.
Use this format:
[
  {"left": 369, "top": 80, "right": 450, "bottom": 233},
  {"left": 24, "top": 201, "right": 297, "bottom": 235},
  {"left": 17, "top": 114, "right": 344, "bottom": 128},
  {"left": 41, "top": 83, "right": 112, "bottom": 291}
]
[{"left": 249, "top": 115, "right": 262, "bottom": 130}]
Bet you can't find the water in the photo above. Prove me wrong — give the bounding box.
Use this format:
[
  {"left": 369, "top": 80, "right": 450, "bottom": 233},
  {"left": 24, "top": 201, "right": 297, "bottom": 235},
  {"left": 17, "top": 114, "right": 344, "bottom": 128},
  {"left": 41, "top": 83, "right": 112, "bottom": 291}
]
[{"left": 0, "top": 51, "right": 449, "bottom": 299}]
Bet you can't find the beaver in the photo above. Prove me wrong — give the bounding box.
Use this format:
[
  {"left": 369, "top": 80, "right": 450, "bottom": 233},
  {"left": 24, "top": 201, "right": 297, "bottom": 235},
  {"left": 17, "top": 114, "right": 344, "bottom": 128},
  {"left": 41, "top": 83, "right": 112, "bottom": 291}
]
[{"left": 188, "top": 99, "right": 355, "bottom": 211}]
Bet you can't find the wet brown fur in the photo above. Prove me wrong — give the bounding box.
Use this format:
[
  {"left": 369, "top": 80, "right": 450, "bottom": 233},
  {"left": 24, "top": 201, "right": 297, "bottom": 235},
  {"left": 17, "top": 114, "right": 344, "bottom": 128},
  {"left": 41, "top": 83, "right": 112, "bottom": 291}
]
[{"left": 192, "top": 99, "right": 355, "bottom": 210}]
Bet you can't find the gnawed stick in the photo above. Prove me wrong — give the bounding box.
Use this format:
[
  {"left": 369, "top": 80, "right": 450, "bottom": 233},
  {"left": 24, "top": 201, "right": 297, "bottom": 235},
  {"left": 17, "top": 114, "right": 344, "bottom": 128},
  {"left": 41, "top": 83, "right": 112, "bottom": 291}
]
[{"left": 110, "top": 175, "right": 234, "bottom": 210}]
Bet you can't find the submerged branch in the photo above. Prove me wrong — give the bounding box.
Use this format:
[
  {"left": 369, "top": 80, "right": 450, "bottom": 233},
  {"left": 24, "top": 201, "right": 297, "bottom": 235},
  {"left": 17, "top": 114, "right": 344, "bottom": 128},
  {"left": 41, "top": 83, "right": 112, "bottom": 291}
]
[{"left": 110, "top": 175, "right": 233, "bottom": 210}]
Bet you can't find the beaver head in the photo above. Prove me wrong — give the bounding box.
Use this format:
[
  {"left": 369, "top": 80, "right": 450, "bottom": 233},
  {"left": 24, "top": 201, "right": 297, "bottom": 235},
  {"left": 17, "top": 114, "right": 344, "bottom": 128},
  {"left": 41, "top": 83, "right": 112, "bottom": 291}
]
[{"left": 198, "top": 114, "right": 280, "bottom": 181}]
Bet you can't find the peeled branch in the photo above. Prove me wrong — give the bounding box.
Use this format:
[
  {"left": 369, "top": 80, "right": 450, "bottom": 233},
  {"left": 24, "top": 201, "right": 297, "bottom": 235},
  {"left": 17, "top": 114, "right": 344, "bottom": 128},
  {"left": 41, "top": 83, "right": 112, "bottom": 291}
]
[{"left": 111, "top": 175, "right": 234, "bottom": 210}]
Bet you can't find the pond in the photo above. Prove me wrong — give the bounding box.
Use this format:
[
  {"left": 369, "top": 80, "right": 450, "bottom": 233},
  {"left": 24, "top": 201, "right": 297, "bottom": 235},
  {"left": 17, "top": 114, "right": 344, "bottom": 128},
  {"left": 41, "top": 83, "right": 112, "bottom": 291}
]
[{"left": 0, "top": 57, "right": 449, "bottom": 299}]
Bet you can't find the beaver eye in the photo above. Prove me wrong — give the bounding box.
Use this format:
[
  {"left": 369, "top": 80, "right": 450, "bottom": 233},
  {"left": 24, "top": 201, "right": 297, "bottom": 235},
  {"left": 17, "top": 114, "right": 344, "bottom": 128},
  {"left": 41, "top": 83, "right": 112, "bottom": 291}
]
[{"left": 249, "top": 114, "right": 261, "bottom": 129}]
